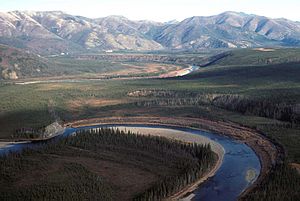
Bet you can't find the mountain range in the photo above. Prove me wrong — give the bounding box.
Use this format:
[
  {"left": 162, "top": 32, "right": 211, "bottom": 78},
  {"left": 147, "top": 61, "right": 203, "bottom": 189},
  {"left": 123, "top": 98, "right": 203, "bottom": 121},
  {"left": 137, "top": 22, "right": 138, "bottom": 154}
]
[{"left": 1, "top": 11, "right": 300, "bottom": 54}]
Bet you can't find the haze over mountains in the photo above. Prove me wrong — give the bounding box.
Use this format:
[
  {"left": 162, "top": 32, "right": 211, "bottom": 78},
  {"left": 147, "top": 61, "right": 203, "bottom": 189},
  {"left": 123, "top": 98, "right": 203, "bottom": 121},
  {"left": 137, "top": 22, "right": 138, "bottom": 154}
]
[{"left": 1, "top": 10, "right": 300, "bottom": 54}]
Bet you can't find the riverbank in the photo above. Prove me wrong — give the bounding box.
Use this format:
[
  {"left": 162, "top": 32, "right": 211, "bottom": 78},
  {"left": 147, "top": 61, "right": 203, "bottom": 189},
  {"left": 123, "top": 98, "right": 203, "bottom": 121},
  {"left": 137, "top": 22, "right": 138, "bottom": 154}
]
[
  {"left": 0, "top": 124, "right": 224, "bottom": 200},
  {"left": 0, "top": 117, "right": 262, "bottom": 200},
  {"left": 69, "top": 116, "right": 279, "bottom": 199},
  {"left": 0, "top": 141, "right": 30, "bottom": 149},
  {"left": 168, "top": 149, "right": 223, "bottom": 201},
  {"left": 111, "top": 126, "right": 224, "bottom": 200},
  {"left": 12, "top": 65, "right": 194, "bottom": 86},
  {"left": 0, "top": 121, "right": 65, "bottom": 150}
]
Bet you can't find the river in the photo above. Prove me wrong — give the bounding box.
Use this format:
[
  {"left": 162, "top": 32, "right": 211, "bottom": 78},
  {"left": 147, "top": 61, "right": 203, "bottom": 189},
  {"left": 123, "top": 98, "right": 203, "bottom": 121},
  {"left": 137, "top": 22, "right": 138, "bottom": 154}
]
[{"left": 0, "top": 124, "right": 261, "bottom": 201}]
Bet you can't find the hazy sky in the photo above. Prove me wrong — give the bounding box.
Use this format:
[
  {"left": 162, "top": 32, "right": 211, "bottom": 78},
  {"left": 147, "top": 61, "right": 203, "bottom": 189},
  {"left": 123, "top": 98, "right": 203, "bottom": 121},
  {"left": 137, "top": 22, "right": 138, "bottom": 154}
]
[{"left": 1, "top": 0, "right": 299, "bottom": 22}]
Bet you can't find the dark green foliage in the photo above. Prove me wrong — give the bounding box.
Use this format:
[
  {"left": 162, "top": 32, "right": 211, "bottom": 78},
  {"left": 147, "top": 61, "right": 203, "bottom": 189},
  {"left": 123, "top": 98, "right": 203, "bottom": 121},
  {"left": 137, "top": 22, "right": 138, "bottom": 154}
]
[
  {"left": 0, "top": 128, "right": 216, "bottom": 201},
  {"left": 243, "top": 163, "right": 300, "bottom": 201},
  {"left": 132, "top": 91, "right": 299, "bottom": 124},
  {"left": 211, "top": 95, "right": 300, "bottom": 124},
  {"left": 1, "top": 163, "right": 114, "bottom": 201},
  {"left": 13, "top": 126, "right": 46, "bottom": 139},
  {"left": 74, "top": 128, "right": 216, "bottom": 201}
]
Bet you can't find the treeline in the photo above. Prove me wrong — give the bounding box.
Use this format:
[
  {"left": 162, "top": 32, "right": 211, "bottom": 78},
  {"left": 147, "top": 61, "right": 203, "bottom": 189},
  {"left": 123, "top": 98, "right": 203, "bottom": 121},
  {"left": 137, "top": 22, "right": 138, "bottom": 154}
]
[
  {"left": 13, "top": 126, "right": 46, "bottom": 139},
  {"left": 242, "top": 163, "right": 300, "bottom": 201},
  {"left": 128, "top": 89, "right": 198, "bottom": 98},
  {"left": 130, "top": 90, "right": 300, "bottom": 124},
  {"left": 212, "top": 95, "right": 300, "bottom": 124},
  {"left": 130, "top": 89, "right": 212, "bottom": 107},
  {"left": 135, "top": 98, "right": 205, "bottom": 107}
]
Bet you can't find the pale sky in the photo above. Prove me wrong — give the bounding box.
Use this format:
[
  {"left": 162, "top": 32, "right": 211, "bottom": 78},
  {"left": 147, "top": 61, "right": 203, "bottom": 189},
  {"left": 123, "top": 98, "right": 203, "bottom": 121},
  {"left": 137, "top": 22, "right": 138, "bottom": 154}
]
[{"left": 0, "top": 0, "right": 299, "bottom": 22}]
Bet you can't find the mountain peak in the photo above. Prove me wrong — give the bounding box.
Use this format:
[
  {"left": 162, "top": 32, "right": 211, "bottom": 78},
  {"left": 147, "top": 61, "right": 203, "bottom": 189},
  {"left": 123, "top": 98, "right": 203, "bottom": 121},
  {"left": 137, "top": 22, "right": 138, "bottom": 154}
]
[
  {"left": 0, "top": 10, "right": 300, "bottom": 53},
  {"left": 164, "top": 19, "right": 179, "bottom": 24},
  {"left": 220, "top": 11, "right": 247, "bottom": 16},
  {"left": 101, "top": 15, "right": 129, "bottom": 21}
]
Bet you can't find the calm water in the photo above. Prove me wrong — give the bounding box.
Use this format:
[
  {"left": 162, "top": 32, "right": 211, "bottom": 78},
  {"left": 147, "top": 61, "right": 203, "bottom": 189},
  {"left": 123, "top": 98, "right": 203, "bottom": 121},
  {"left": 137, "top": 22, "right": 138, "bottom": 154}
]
[{"left": 0, "top": 124, "right": 261, "bottom": 201}]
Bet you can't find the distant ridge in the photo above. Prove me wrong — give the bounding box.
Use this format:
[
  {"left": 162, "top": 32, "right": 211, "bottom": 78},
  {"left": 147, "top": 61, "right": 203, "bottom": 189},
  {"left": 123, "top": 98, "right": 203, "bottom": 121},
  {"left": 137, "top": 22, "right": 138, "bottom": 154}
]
[{"left": 0, "top": 11, "right": 300, "bottom": 54}]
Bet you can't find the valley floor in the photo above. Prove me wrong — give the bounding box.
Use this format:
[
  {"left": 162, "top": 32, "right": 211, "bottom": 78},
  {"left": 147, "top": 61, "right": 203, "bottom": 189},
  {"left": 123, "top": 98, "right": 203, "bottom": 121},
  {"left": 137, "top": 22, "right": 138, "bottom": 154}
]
[{"left": 0, "top": 48, "right": 299, "bottom": 200}]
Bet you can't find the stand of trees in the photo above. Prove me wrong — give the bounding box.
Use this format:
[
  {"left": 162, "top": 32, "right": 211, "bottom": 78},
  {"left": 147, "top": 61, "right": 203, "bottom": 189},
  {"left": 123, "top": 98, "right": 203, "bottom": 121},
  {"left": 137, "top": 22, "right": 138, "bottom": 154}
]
[
  {"left": 212, "top": 95, "right": 300, "bottom": 124},
  {"left": 131, "top": 90, "right": 300, "bottom": 124},
  {"left": 242, "top": 162, "right": 300, "bottom": 201},
  {"left": 0, "top": 128, "right": 217, "bottom": 201},
  {"left": 74, "top": 128, "right": 216, "bottom": 200},
  {"left": 13, "top": 126, "right": 45, "bottom": 139}
]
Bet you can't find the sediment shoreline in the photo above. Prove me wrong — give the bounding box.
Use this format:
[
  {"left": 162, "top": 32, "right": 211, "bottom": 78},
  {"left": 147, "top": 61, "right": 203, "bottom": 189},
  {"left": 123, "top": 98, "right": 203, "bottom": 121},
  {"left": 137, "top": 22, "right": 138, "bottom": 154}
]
[
  {"left": 110, "top": 126, "right": 225, "bottom": 200},
  {"left": 0, "top": 116, "right": 279, "bottom": 200},
  {"left": 0, "top": 141, "right": 30, "bottom": 149},
  {"left": 69, "top": 116, "right": 279, "bottom": 200}
]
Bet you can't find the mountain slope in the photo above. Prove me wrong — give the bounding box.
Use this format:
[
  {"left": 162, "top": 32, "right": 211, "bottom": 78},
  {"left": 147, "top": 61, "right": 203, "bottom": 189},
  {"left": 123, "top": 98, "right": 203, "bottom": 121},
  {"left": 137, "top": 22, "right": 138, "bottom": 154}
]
[
  {"left": 0, "top": 44, "right": 49, "bottom": 79},
  {"left": 0, "top": 11, "right": 86, "bottom": 55},
  {"left": 1, "top": 11, "right": 300, "bottom": 53},
  {"left": 203, "top": 48, "right": 300, "bottom": 67},
  {"left": 153, "top": 12, "right": 300, "bottom": 49},
  {"left": 29, "top": 12, "right": 163, "bottom": 51},
  {"left": 0, "top": 11, "right": 163, "bottom": 54}
]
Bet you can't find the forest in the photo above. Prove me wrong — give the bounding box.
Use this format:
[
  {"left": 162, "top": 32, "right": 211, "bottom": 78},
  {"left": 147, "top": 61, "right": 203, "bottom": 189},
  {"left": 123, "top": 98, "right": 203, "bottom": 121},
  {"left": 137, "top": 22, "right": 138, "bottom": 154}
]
[
  {"left": 0, "top": 128, "right": 216, "bottom": 201},
  {"left": 132, "top": 90, "right": 300, "bottom": 124},
  {"left": 242, "top": 162, "right": 300, "bottom": 201},
  {"left": 13, "top": 126, "right": 45, "bottom": 139}
]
